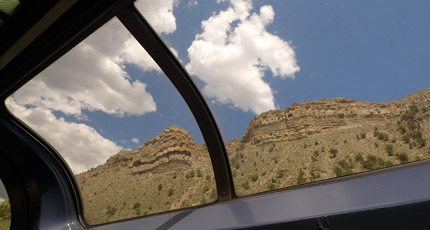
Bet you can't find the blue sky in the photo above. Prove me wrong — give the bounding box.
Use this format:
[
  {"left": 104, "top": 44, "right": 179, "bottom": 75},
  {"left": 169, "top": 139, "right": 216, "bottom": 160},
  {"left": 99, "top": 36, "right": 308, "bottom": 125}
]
[
  {"left": 6, "top": 0, "right": 430, "bottom": 173},
  {"left": 0, "top": 180, "right": 7, "bottom": 202},
  {"left": 162, "top": 0, "right": 430, "bottom": 141}
]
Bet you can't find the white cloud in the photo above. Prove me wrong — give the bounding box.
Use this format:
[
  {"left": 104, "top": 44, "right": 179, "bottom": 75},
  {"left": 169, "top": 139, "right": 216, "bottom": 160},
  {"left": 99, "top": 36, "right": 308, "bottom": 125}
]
[
  {"left": 13, "top": 19, "right": 158, "bottom": 117},
  {"left": 186, "top": 0, "right": 300, "bottom": 114},
  {"left": 12, "top": 0, "right": 182, "bottom": 118},
  {"left": 131, "top": 138, "right": 140, "bottom": 144},
  {"left": 187, "top": 0, "right": 198, "bottom": 7},
  {"left": 6, "top": 98, "right": 122, "bottom": 174},
  {"left": 135, "top": 0, "right": 178, "bottom": 35},
  {"left": 6, "top": 0, "right": 180, "bottom": 174}
]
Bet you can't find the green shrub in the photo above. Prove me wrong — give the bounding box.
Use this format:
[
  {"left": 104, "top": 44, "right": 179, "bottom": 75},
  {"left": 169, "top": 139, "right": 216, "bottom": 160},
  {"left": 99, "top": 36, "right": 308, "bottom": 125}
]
[
  {"left": 417, "top": 138, "right": 426, "bottom": 148},
  {"left": 242, "top": 181, "right": 250, "bottom": 190},
  {"left": 250, "top": 174, "right": 259, "bottom": 182},
  {"left": 276, "top": 170, "right": 284, "bottom": 178},
  {"left": 203, "top": 185, "right": 209, "bottom": 193},
  {"left": 133, "top": 202, "right": 141, "bottom": 209},
  {"left": 168, "top": 189, "right": 174, "bottom": 196},
  {"left": 361, "top": 154, "right": 385, "bottom": 170},
  {"left": 310, "top": 170, "right": 320, "bottom": 181},
  {"left": 401, "top": 105, "right": 418, "bottom": 121},
  {"left": 361, "top": 133, "right": 367, "bottom": 139},
  {"left": 375, "top": 132, "right": 389, "bottom": 141},
  {"left": 268, "top": 183, "right": 276, "bottom": 190},
  {"left": 397, "top": 152, "right": 409, "bottom": 163},
  {"left": 355, "top": 153, "right": 364, "bottom": 162},
  {"left": 197, "top": 169, "right": 203, "bottom": 177},
  {"left": 158, "top": 184, "right": 163, "bottom": 191},
  {"left": 329, "top": 148, "right": 338, "bottom": 158},
  {"left": 334, "top": 160, "right": 353, "bottom": 177},
  {"left": 414, "top": 131, "right": 423, "bottom": 139},
  {"left": 385, "top": 161, "right": 394, "bottom": 167},
  {"left": 408, "top": 122, "right": 417, "bottom": 130},
  {"left": 106, "top": 206, "right": 117, "bottom": 216},
  {"left": 136, "top": 208, "right": 141, "bottom": 216},
  {"left": 385, "top": 144, "right": 394, "bottom": 156},
  {"left": 297, "top": 169, "right": 307, "bottom": 185},
  {"left": 313, "top": 150, "right": 319, "bottom": 157},
  {"left": 186, "top": 170, "right": 196, "bottom": 179},
  {"left": 311, "top": 156, "right": 318, "bottom": 162}
]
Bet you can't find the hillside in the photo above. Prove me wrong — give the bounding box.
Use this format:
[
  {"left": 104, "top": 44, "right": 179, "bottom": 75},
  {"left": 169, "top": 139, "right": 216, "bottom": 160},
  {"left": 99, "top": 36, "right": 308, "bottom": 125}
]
[
  {"left": 0, "top": 200, "right": 11, "bottom": 230},
  {"left": 77, "top": 126, "right": 216, "bottom": 224},
  {"left": 77, "top": 87, "right": 430, "bottom": 225}
]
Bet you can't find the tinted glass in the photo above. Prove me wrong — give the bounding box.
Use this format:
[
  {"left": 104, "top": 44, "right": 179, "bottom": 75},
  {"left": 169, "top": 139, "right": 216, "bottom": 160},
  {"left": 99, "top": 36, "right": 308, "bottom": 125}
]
[
  {"left": 6, "top": 17, "right": 216, "bottom": 224},
  {"left": 136, "top": 0, "right": 430, "bottom": 196}
]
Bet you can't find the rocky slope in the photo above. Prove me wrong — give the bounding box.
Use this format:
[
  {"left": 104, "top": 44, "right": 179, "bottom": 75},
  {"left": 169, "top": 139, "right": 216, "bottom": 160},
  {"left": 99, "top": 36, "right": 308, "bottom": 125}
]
[
  {"left": 77, "top": 87, "right": 430, "bottom": 225},
  {"left": 0, "top": 200, "right": 10, "bottom": 230},
  {"left": 76, "top": 126, "right": 215, "bottom": 224},
  {"left": 242, "top": 88, "right": 430, "bottom": 145}
]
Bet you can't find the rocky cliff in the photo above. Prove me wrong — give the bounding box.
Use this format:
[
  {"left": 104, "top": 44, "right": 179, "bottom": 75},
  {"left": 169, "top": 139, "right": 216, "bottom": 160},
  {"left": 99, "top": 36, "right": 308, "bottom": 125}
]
[
  {"left": 104, "top": 125, "right": 204, "bottom": 174},
  {"left": 241, "top": 88, "right": 430, "bottom": 145}
]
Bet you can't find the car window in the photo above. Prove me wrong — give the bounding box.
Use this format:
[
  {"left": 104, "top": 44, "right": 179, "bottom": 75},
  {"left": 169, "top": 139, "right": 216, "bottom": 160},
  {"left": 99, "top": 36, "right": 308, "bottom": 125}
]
[
  {"left": 136, "top": 0, "right": 430, "bottom": 196},
  {"left": 5, "top": 17, "right": 216, "bottom": 225},
  {"left": 0, "top": 179, "right": 10, "bottom": 230}
]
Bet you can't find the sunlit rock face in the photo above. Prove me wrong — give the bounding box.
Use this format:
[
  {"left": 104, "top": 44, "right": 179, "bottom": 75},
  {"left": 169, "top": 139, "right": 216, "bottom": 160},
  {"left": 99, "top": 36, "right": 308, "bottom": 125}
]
[
  {"left": 104, "top": 126, "right": 202, "bottom": 174},
  {"left": 242, "top": 88, "right": 430, "bottom": 145}
]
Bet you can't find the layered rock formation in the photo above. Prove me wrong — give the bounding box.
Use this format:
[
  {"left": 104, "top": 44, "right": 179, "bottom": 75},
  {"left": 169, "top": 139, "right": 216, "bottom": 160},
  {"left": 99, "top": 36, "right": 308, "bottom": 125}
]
[
  {"left": 105, "top": 125, "right": 201, "bottom": 174},
  {"left": 242, "top": 88, "right": 430, "bottom": 145}
]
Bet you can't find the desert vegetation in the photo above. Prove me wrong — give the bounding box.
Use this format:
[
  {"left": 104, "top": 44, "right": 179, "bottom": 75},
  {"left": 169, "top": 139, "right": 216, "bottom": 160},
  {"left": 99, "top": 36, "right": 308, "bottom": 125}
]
[
  {"left": 0, "top": 200, "right": 10, "bottom": 230},
  {"left": 76, "top": 88, "right": 430, "bottom": 225}
]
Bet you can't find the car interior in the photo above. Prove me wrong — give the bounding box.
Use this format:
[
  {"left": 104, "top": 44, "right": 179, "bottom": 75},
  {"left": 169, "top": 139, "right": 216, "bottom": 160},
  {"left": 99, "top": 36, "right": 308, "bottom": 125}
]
[{"left": 1, "top": 0, "right": 430, "bottom": 229}]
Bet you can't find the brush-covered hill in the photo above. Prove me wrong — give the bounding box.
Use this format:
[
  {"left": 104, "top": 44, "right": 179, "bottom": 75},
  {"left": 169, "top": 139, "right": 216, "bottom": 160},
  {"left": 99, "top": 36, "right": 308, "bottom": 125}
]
[
  {"left": 0, "top": 200, "right": 11, "bottom": 230},
  {"left": 77, "top": 87, "right": 430, "bottom": 225},
  {"left": 76, "top": 126, "right": 216, "bottom": 224}
]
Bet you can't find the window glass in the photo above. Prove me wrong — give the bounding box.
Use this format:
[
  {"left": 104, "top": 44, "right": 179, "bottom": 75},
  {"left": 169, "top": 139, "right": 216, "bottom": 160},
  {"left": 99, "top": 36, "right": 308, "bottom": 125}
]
[
  {"left": 5, "top": 17, "right": 216, "bottom": 224},
  {"left": 0, "top": 179, "right": 11, "bottom": 230},
  {"left": 136, "top": 0, "right": 430, "bottom": 196}
]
